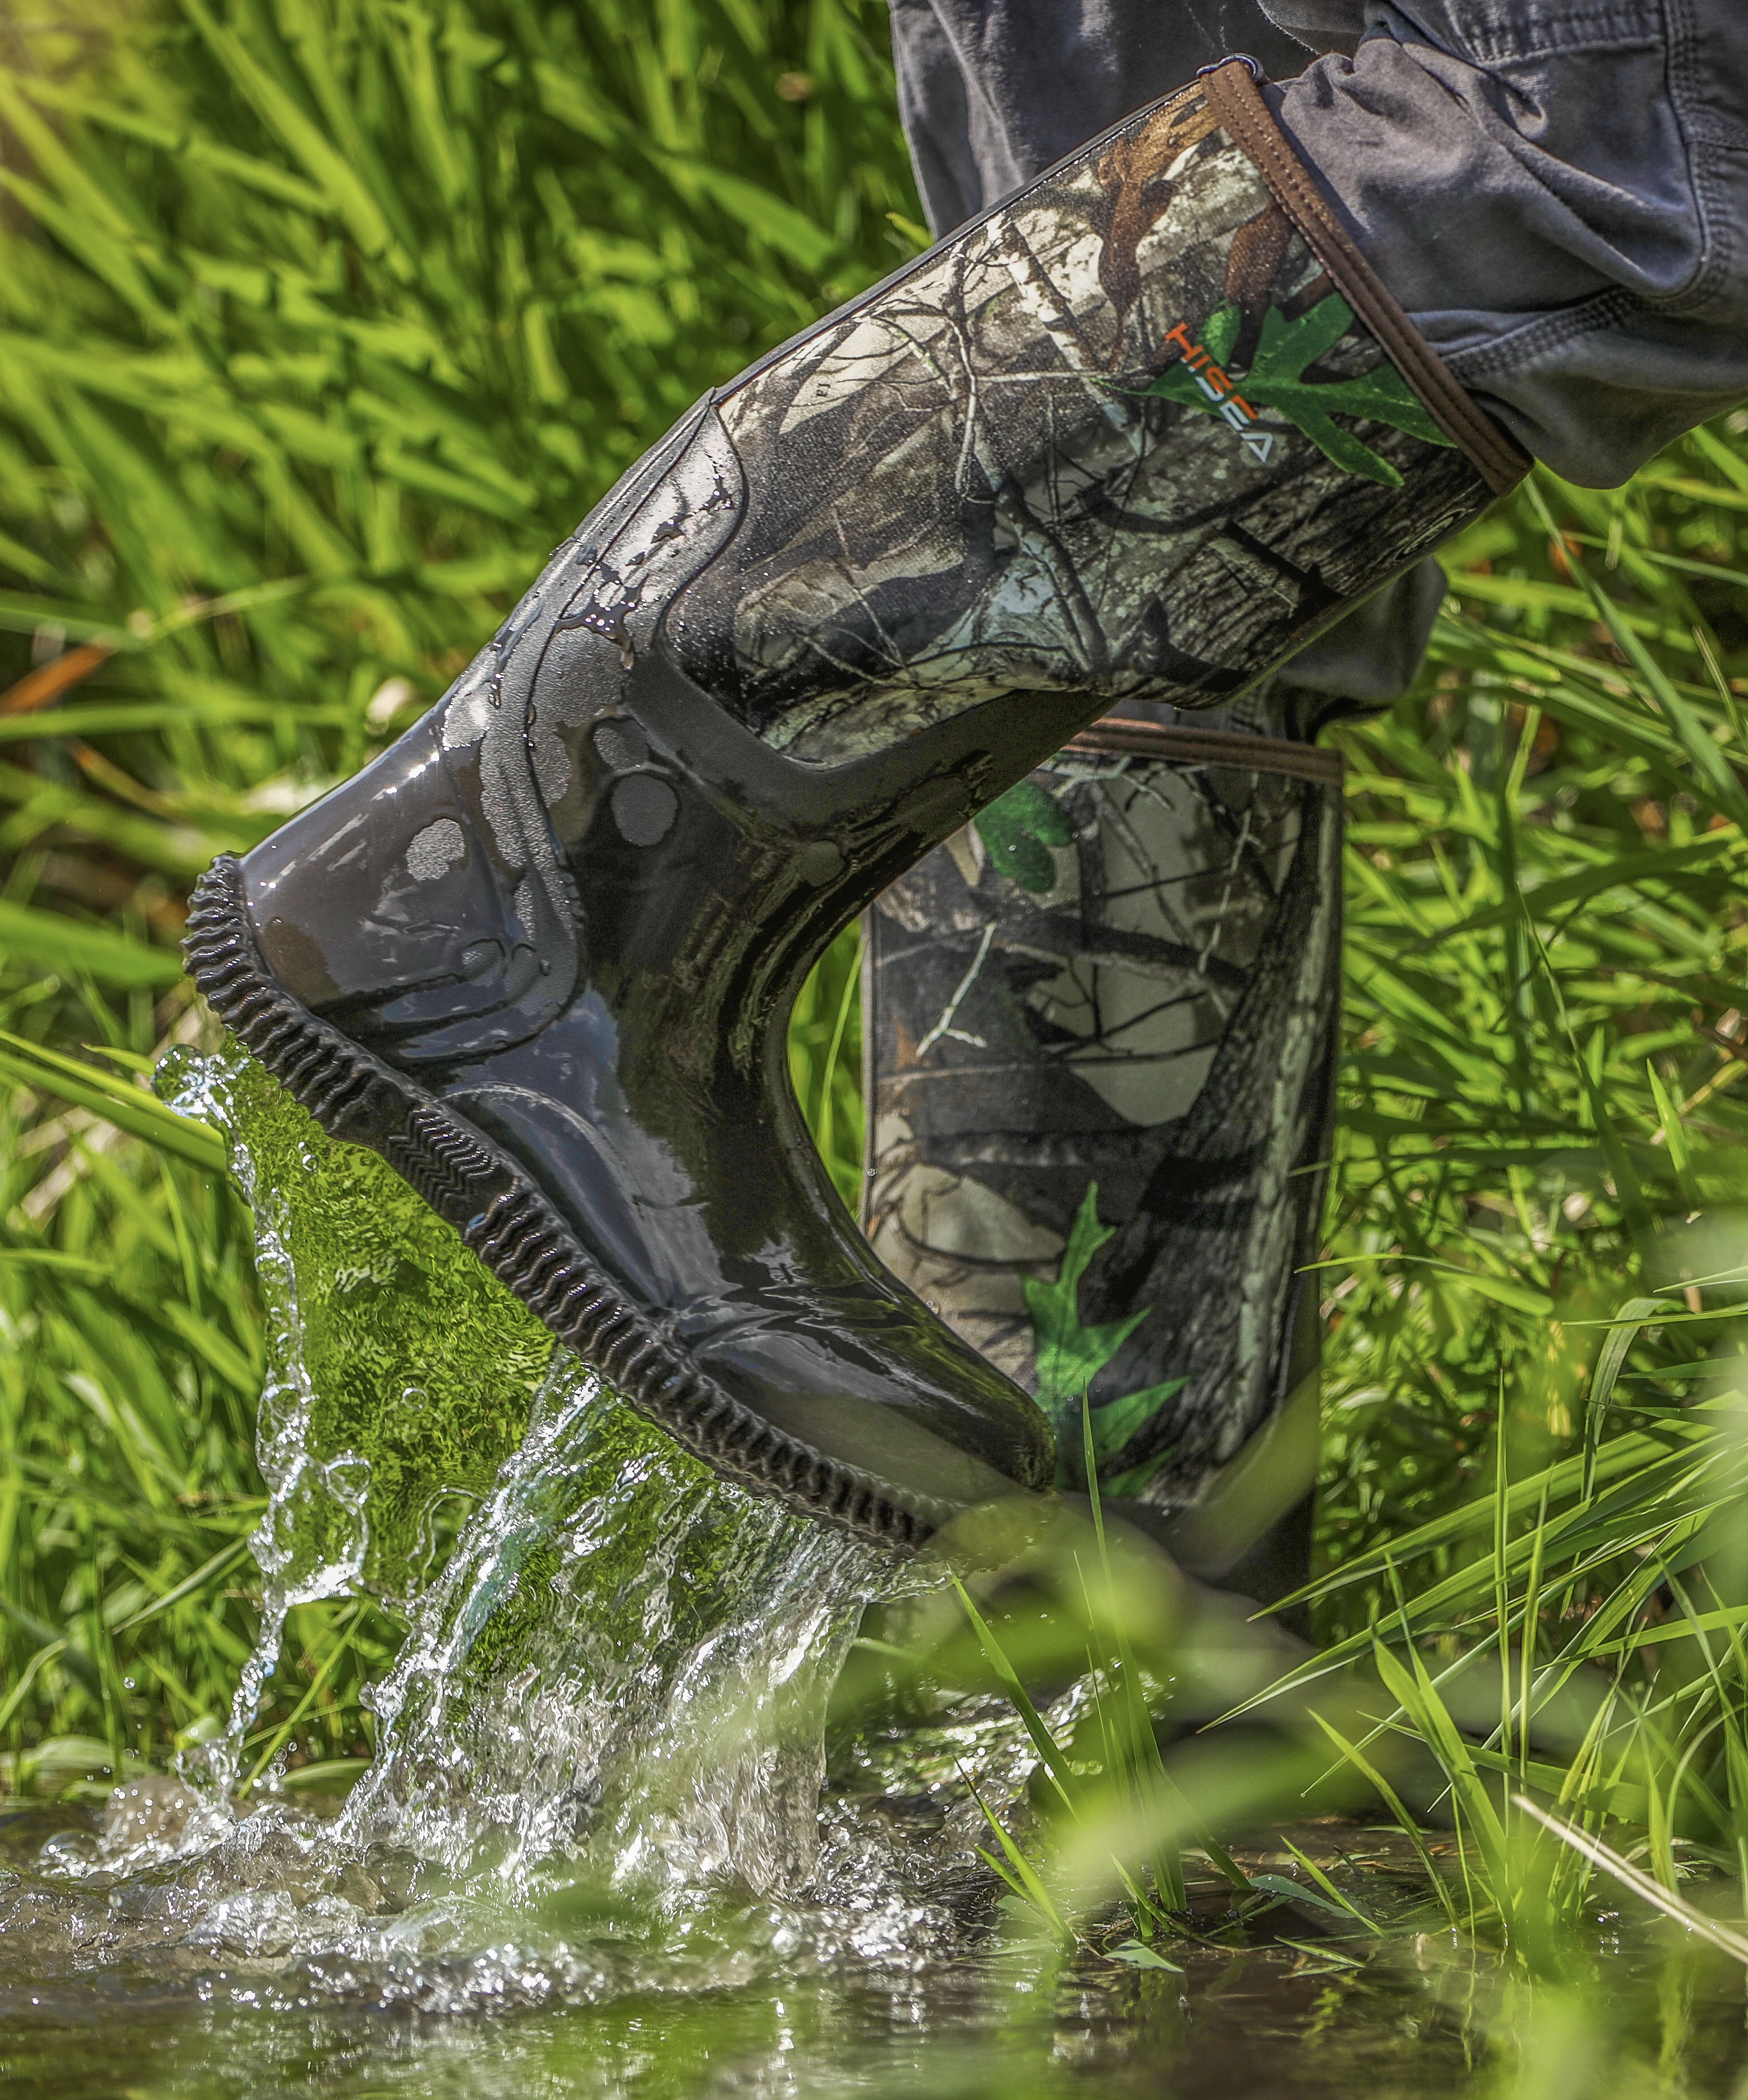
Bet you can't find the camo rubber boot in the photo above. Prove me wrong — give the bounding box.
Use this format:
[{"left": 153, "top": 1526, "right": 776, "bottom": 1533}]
[
  {"left": 865, "top": 684, "right": 1347, "bottom": 1607},
  {"left": 183, "top": 61, "right": 1522, "bottom": 1549}
]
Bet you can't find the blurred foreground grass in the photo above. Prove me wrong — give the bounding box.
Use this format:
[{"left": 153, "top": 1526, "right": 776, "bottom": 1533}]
[{"left": 1, "top": 0, "right": 1748, "bottom": 1966}]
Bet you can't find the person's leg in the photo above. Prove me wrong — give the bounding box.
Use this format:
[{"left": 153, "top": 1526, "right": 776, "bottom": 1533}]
[
  {"left": 874, "top": 5, "right": 1443, "bottom": 1619},
  {"left": 863, "top": 691, "right": 1345, "bottom": 1614},
  {"left": 864, "top": 0, "right": 1748, "bottom": 1594},
  {"left": 185, "top": 13, "right": 1739, "bottom": 1547}
]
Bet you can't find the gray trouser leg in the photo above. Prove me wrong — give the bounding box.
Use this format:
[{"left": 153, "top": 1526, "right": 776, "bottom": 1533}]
[{"left": 894, "top": 0, "right": 1748, "bottom": 485}]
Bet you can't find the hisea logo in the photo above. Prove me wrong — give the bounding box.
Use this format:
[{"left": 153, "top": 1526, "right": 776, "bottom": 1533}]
[
  {"left": 1160, "top": 319, "right": 1275, "bottom": 466},
  {"left": 1144, "top": 297, "right": 1455, "bottom": 488}
]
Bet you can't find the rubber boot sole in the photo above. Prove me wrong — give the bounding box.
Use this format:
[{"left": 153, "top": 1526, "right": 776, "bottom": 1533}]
[{"left": 183, "top": 853, "right": 952, "bottom": 1554}]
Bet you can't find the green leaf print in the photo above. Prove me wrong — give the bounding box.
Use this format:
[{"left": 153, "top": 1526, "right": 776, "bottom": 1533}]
[
  {"left": 1021, "top": 1183, "right": 1184, "bottom": 1494},
  {"left": 1200, "top": 300, "right": 1242, "bottom": 369},
  {"left": 1147, "top": 295, "right": 1453, "bottom": 488},
  {"left": 975, "top": 780, "right": 1075, "bottom": 894}
]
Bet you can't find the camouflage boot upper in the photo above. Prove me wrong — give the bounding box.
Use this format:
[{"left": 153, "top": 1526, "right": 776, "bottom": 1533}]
[{"left": 866, "top": 691, "right": 1341, "bottom": 1599}]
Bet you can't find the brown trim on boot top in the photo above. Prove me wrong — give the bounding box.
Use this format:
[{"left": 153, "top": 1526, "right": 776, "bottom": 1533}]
[{"left": 1200, "top": 59, "right": 1530, "bottom": 501}]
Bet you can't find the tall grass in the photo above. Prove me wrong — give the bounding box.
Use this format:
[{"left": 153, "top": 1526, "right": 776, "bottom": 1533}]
[
  {"left": 1, "top": 2, "right": 1747, "bottom": 1957},
  {"left": 0, "top": 0, "right": 917, "bottom": 1783}
]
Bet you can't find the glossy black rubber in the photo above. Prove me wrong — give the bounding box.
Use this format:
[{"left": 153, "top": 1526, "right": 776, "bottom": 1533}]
[
  {"left": 182, "top": 614, "right": 1100, "bottom": 1550},
  {"left": 183, "top": 856, "right": 971, "bottom": 1549}
]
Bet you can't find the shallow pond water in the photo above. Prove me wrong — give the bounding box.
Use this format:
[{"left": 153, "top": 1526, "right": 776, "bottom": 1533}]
[
  {"left": 2, "top": 1051, "right": 1743, "bottom": 2098},
  {"left": 3, "top": 1788, "right": 1745, "bottom": 2100}
]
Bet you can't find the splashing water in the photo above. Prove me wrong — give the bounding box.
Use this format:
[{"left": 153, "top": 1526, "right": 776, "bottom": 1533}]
[
  {"left": 0, "top": 1043, "right": 1019, "bottom": 2009},
  {"left": 164, "top": 1042, "right": 897, "bottom": 1906},
  {"left": 5, "top": 1055, "right": 1699, "bottom": 2100},
  {"left": 342, "top": 1356, "right": 894, "bottom": 1898}
]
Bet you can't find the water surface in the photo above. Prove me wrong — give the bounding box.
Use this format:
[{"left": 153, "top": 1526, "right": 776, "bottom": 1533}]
[{"left": 0, "top": 1048, "right": 1737, "bottom": 2098}]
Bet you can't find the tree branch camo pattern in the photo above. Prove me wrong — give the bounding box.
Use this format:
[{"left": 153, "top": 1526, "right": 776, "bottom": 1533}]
[
  {"left": 865, "top": 720, "right": 1341, "bottom": 1507},
  {"left": 663, "top": 88, "right": 1488, "bottom": 763}
]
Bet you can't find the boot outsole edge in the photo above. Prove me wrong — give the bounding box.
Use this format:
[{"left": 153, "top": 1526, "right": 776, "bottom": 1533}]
[{"left": 182, "top": 852, "right": 952, "bottom": 1555}]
